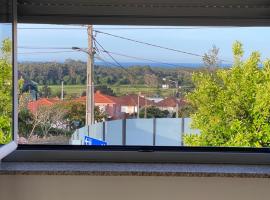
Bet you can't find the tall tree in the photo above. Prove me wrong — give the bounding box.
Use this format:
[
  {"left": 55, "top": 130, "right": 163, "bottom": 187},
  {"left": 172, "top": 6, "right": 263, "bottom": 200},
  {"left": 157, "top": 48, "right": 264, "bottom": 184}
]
[
  {"left": 0, "top": 39, "right": 12, "bottom": 144},
  {"left": 203, "top": 45, "right": 220, "bottom": 71},
  {"left": 184, "top": 41, "right": 270, "bottom": 147}
]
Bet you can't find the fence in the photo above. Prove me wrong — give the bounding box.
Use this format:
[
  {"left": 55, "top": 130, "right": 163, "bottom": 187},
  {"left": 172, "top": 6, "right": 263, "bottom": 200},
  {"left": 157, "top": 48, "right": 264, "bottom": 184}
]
[{"left": 70, "top": 118, "right": 200, "bottom": 146}]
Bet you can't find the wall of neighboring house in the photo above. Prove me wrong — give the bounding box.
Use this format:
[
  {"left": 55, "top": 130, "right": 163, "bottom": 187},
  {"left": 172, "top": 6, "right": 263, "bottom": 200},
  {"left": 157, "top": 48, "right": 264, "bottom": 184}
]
[
  {"left": 121, "top": 106, "right": 137, "bottom": 114},
  {"left": 159, "top": 106, "right": 176, "bottom": 113},
  {"left": 96, "top": 103, "right": 121, "bottom": 119},
  {"left": 1, "top": 175, "right": 269, "bottom": 200}
]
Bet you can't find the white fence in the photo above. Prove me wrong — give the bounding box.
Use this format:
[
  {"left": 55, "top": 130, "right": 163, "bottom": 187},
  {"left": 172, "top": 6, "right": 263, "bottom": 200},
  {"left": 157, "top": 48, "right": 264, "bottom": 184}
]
[{"left": 70, "top": 118, "right": 200, "bottom": 146}]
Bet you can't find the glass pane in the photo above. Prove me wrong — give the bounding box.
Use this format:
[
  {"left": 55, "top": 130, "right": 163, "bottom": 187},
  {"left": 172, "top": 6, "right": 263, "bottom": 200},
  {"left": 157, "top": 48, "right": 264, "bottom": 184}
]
[
  {"left": 17, "top": 23, "right": 270, "bottom": 149},
  {"left": 0, "top": 0, "right": 13, "bottom": 145},
  {"left": 126, "top": 119, "right": 153, "bottom": 146},
  {"left": 155, "top": 118, "right": 182, "bottom": 146},
  {"left": 105, "top": 120, "right": 123, "bottom": 145}
]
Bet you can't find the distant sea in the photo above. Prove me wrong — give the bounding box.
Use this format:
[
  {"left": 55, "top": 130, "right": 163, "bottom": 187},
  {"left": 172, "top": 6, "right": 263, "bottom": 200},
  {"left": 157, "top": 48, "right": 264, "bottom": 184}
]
[
  {"left": 95, "top": 61, "right": 232, "bottom": 68},
  {"left": 19, "top": 60, "right": 232, "bottom": 68}
]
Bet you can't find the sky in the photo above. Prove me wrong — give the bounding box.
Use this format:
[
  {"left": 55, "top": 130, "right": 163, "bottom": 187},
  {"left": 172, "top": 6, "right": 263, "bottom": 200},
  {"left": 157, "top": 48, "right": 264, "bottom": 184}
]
[{"left": 17, "top": 24, "right": 270, "bottom": 65}]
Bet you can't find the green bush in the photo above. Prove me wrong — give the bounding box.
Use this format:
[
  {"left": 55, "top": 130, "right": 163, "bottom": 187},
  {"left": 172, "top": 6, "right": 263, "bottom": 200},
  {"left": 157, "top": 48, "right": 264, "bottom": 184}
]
[
  {"left": 0, "top": 39, "right": 12, "bottom": 144},
  {"left": 184, "top": 41, "right": 270, "bottom": 147}
]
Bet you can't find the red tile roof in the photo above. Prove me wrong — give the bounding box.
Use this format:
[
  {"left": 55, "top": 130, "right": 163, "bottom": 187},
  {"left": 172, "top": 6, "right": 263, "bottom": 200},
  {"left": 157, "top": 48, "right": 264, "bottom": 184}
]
[
  {"left": 75, "top": 90, "right": 121, "bottom": 104},
  {"left": 118, "top": 94, "right": 155, "bottom": 107},
  {"left": 28, "top": 98, "right": 58, "bottom": 113},
  {"left": 156, "top": 97, "right": 186, "bottom": 107}
]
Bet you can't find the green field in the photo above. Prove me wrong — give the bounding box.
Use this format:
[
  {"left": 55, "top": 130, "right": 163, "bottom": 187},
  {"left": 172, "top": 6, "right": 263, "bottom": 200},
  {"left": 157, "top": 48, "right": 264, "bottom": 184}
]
[{"left": 40, "top": 84, "right": 178, "bottom": 98}]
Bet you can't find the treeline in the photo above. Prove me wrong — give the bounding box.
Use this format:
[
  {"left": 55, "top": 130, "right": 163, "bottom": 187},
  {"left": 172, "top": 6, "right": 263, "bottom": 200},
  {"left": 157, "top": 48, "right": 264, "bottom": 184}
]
[{"left": 19, "top": 59, "right": 202, "bottom": 87}]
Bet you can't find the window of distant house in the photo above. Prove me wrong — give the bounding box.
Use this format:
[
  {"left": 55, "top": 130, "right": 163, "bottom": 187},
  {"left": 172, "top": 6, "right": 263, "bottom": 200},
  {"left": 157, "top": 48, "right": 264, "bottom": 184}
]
[{"left": 17, "top": 24, "right": 270, "bottom": 148}]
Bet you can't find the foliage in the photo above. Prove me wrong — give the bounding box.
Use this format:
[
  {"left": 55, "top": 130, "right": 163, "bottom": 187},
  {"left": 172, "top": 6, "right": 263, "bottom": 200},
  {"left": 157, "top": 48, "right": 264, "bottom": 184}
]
[
  {"left": 62, "top": 101, "right": 107, "bottom": 130},
  {"left": 0, "top": 39, "right": 12, "bottom": 144},
  {"left": 19, "top": 60, "right": 197, "bottom": 88},
  {"left": 94, "top": 106, "right": 108, "bottom": 122},
  {"left": 29, "top": 103, "right": 67, "bottom": 138},
  {"left": 184, "top": 41, "right": 270, "bottom": 147},
  {"left": 173, "top": 103, "right": 195, "bottom": 118},
  {"left": 63, "top": 101, "right": 86, "bottom": 130},
  {"left": 18, "top": 108, "right": 33, "bottom": 138},
  {"left": 202, "top": 45, "right": 220, "bottom": 71},
  {"left": 94, "top": 85, "right": 115, "bottom": 96},
  {"left": 39, "top": 84, "right": 52, "bottom": 97},
  {"left": 139, "top": 106, "right": 170, "bottom": 118}
]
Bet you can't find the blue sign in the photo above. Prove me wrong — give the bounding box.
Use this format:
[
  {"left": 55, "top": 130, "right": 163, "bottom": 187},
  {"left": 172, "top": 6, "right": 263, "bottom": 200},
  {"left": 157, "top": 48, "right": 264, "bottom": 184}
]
[{"left": 84, "top": 136, "right": 107, "bottom": 146}]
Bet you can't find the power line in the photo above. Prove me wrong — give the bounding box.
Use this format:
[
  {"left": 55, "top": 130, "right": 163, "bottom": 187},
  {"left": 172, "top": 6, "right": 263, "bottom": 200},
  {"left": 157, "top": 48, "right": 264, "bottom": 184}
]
[
  {"left": 18, "top": 27, "right": 87, "bottom": 30},
  {"left": 95, "top": 54, "right": 121, "bottom": 68},
  {"left": 98, "top": 49, "right": 180, "bottom": 67},
  {"left": 93, "top": 38, "right": 135, "bottom": 78},
  {"left": 94, "top": 39, "right": 126, "bottom": 69},
  {"left": 94, "top": 30, "right": 230, "bottom": 63},
  {"left": 18, "top": 50, "right": 75, "bottom": 54},
  {"left": 18, "top": 46, "right": 72, "bottom": 50},
  {"left": 93, "top": 27, "right": 218, "bottom": 30}
]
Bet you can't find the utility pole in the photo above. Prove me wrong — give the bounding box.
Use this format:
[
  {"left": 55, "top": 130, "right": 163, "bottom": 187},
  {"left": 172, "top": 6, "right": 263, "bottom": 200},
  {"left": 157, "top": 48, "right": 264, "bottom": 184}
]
[
  {"left": 144, "top": 96, "right": 147, "bottom": 118},
  {"left": 86, "top": 25, "right": 95, "bottom": 125},
  {"left": 137, "top": 92, "right": 140, "bottom": 118},
  {"left": 61, "top": 81, "right": 64, "bottom": 100},
  {"left": 176, "top": 77, "right": 179, "bottom": 118},
  {"left": 176, "top": 102, "right": 179, "bottom": 118}
]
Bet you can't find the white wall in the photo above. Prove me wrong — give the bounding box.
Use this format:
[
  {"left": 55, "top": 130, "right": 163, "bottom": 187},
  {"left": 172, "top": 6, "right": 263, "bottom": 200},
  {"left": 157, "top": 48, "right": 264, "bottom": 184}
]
[{"left": 1, "top": 175, "right": 270, "bottom": 200}]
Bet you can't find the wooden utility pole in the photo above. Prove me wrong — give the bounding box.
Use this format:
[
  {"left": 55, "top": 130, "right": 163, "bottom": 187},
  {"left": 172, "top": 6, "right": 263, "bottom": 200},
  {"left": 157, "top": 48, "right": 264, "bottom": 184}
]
[
  {"left": 144, "top": 95, "right": 147, "bottom": 118},
  {"left": 137, "top": 92, "right": 140, "bottom": 118},
  {"left": 86, "top": 25, "right": 95, "bottom": 125},
  {"left": 61, "top": 81, "right": 64, "bottom": 100}
]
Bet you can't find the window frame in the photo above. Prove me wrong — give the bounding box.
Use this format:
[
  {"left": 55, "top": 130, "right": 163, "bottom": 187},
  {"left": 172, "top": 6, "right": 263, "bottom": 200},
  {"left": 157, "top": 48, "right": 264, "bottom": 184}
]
[
  {"left": 0, "top": 0, "right": 18, "bottom": 161},
  {"left": 5, "top": 0, "right": 270, "bottom": 164}
]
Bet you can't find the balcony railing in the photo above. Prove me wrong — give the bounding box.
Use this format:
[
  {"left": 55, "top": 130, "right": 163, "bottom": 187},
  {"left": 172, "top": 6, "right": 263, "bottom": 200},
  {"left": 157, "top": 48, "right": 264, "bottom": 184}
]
[{"left": 70, "top": 118, "right": 200, "bottom": 146}]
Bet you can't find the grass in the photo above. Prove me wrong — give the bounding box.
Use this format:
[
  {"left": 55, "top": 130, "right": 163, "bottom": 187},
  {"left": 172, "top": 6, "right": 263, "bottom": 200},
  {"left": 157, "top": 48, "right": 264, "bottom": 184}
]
[{"left": 41, "top": 84, "right": 178, "bottom": 98}]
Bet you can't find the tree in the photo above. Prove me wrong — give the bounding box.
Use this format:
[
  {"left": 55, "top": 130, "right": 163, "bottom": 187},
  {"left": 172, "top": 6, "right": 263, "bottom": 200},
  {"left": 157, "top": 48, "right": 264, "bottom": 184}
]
[
  {"left": 40, "top": 84, "right": 52, "bottom": 97},
  {"left": 0, "top": 39, "right": 12, "bottom": 144},
  {"left": 184, "top": 41, "right": 270, "bottom": 147},
  {"left": 18, "top": 108, "right": 34, "bottom": 138},
  {"left": 29, "top": 103, "right": 67, "bottom": 138},
  {"left": 94, "top": 85, "right": 115, "bottom": 96},
  {"left": 144, "top": 74, "right": 159, "bottom": 87},
  {"left": 203, "top": 45, "right": 220, "bottom": 71},
  {"left": 139, "top": 106, "right": 169, "bottom": 118},
  {"left": 63, "top": 101, "right": 86, "bottom": 130},
  {"left": 63, "top": 101, "right": 107, "bottom": 130},
  {"left": 173, "top": 103, "right": 195, "bottom": 118},
  {"left": 94, "top": 106, "right": 108, "bottom": 122}
]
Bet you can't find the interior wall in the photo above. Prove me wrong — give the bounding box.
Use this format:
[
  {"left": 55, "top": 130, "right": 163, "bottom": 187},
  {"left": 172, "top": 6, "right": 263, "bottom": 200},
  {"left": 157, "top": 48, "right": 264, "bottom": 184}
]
[{"left": 1, "top": 175, "right": 270, "bottom": 200}]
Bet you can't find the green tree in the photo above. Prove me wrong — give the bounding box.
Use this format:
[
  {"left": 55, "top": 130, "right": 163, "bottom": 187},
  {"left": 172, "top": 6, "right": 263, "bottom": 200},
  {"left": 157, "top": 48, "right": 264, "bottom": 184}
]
[
  {"left": 94, "top": 85, "right": 116, "bottom": 96},
  {"left": 40, "top": 84, "right": 52, "bottom": 97},
  {"left": 202, "top": 45, "right": 220, "bottom": 71},
  {"left": 63, "top": 101, "right": 86, "bottom": 130},
  {"left": 184, "top": 41, "right": 270, "bottom": 147},
  {"left": 0, "top": 39, "right": 12, "bottom": 144},
  {"left": 63, "top": 102, "right": 107, "bottom": 130},
  {"left": 139, "top": 106, "right": 169, "bottom": 118},
  {"left": 94, "top": 106, "right": 108, "bottom": 122}
]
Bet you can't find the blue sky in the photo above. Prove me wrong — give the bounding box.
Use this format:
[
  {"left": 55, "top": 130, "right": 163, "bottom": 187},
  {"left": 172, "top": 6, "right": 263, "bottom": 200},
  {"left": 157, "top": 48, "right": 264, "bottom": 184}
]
[
  {"left": 0, "top": 24, "right": 12, "bottom": 44},
  {"left": 17, "top": 24, "right": 270, "bottom": 65}
]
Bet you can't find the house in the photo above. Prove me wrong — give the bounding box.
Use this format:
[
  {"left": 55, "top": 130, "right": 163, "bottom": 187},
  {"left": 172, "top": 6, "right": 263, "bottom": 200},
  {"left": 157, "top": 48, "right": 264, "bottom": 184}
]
[
  {"left": 156, "top": 97, "right": 187, "bottom": 113},
  {"left": 75, "top": 91, "right": 123, "bottom": 120},
  {"left": 161, "top": 84, "right": 170, "bottom": 89},
  {"left": 118, "top": 94, "right": 156, "bottom": 115},
  {"left": 27, "top": 98, "right": 60, "bottom": 114}
]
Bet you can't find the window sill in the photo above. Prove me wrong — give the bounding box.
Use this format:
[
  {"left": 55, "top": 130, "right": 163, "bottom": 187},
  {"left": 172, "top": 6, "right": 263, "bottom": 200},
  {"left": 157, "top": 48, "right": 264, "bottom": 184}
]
[{"left": 1, "top": 162, "right": 270, "bottom": 178}]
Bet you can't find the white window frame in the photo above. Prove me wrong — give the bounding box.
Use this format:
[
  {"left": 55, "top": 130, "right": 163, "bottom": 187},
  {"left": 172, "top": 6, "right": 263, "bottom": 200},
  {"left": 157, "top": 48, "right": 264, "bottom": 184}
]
[
  {"left": 3, "top": 0, "right": 270, "bottom": 164},
  {"left": 0, "top": 0, "right": 18, "bottom": 161}
]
